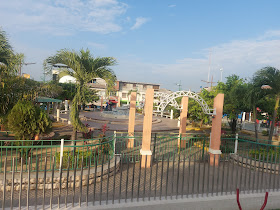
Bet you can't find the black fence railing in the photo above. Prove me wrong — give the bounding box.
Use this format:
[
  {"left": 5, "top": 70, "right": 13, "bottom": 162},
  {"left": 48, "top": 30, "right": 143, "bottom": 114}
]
[{"left": 1, "top": 147, "right": 280, "bottom": 209}]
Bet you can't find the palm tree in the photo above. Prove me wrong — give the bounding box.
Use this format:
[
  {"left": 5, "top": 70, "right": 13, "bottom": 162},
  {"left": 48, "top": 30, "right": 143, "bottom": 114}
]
[
  {"left": 44, "top": 49, "right": 116, "bottom": 140},
  {"left": 253, "top": 66, "right": 280, "bottom": 143},
  {"left": 0, "top": 28, "right": 13, "bottom": 66},
  {"left": 0, "top": 29, "right": 24, "bottom": 80}
]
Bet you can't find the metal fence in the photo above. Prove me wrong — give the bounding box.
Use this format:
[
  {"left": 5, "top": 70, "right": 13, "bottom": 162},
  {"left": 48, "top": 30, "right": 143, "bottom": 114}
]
[
  {"left": 0, "top": 136, "right": 115, "bottom": 173},
  {"left": 115, "top": 132, "right": 210, "bottom": 162},
  {"left": 1, "top": 147, "right": 279, "bottom": 209}
]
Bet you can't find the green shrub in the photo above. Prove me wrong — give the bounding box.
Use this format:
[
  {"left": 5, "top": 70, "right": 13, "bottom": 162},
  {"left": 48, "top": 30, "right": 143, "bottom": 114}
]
[
  {"left": 249, "top": 148, "right": 280, "bottom": 162},
  {"left": 8, "top": 100, "right": 52, "bottom": 140},
  {"left": 98, "top": 134, "right": 112, "bottom": 155},
  {"left": 220, "top": 145, "right": 234, "bottom": 153},
  {"left": 55, "top": 149, "right": 99, "bottom": 169},
  {"left": 262, "top": 130, "right": 269, "bottom": 136}
]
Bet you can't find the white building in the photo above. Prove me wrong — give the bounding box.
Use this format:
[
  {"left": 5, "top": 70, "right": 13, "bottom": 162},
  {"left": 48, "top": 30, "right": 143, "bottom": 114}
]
[{"left": 115, "top": 81, "right": 161, "bottom": 105}]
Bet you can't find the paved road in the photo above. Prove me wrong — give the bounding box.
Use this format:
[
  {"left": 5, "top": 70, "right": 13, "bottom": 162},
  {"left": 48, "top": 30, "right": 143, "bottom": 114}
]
[{"left": 60, "top": 111, "right": 180, "bottom": 132}]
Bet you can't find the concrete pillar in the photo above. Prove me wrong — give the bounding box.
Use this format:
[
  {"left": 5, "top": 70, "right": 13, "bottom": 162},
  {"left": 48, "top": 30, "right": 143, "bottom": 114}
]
[
  {"left": 57, "top": 103, "right": 60, "bottom": 122},
  {"left": 178, "top": 97, "right": 189, "bottom": 148},
  {"left": 117, "top": 96, "right": 121, "bottom": 107},
  {"left": 209, "top": 93, "right": 224, "bottom": 166},
  {"left": 68, "top": 103, "right": 71, "bottom": 125},
  {"left": 127, "top": 92, "right": 137, "bottom": 148},
  {"left": 140, "top": 88, "right": 154, "bottom": 168},
  {"left": 65, "top": 100, "right": 68, "bottom": 111},
  {"left": 52, "top": 102, "right": 57, "bottom": 115},
  {"left": 34, "top": 134, "right": 39, "bottom": 140},
  {"left": 170, "top": 109, "right": 174, "bottom": 119},
  {"left": 242, "top": 112, "right": 246, "bottom": 122}
]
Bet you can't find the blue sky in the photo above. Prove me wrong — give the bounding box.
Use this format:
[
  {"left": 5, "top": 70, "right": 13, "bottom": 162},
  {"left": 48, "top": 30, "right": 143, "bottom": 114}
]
[{"left": 1, "top": 0, "right": 280, "bottom": 91}]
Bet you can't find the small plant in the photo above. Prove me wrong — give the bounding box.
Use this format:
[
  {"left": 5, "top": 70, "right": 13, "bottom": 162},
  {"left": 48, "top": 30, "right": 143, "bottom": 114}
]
[
  {"left": 262, "top": 130, "right": 269, "bottom": 136},
  {"left": 101, "top": 124, "right": 108, "bottom": 136},
  {"left": 249, "top": 147, "right": 280, "bottom": 162},
  {"left": 82, "top": 124, "right": 93, "bottom": 139},
  {"left": 220, "top": 145, "right": 235, "bottom": 154},
  {"left": 55, "top": 149, "right": 99, "bottom": 169}
]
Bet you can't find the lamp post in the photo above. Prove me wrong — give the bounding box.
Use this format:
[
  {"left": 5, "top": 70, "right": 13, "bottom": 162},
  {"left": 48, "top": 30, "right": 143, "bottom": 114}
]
[{"left": 220, "top": 68, "right": 223, "bottom": 82}]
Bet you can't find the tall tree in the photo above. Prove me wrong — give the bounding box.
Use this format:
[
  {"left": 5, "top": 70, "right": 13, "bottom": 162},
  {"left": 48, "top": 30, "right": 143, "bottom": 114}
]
[
  {"left": 252, "top": 66, "right": 280, "bottom": 142},
  {"left": 0, "top": 29, "right": 27, "bottom": 124},
  {"left": 44, "top": 49, "right": 116, "bottom": 140},
  {"left": 216, "top": 75, "right": 247, "bottom": 133},
  {"left": 0, "top": 28, "right": 13, "bottom": 67},
  {"left": 245, "top": 82, "right": 264, "bottom": 140}
]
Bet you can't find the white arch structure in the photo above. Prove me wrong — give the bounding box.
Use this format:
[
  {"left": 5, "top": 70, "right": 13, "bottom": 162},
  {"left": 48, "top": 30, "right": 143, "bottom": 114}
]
[{"left": 153, "top": 90, "right": 216, "bottom": 116}]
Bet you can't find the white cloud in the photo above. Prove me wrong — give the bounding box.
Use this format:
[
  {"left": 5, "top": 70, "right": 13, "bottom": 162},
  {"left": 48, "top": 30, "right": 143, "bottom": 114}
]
[
  {"left": 130, "top": 17, "right": 149, "bottom": 30},
  {"left": 115, "top": 30, "right": 280, "bottom": 91},
  {"left": 0, "top": 0, "right": 128, "bottom": 35},
  {"left": 87, "top": 42, "right": 107, "bottom": 50},
  {"left": 168, "top": 4, "right": 176, "bottom": 8}
]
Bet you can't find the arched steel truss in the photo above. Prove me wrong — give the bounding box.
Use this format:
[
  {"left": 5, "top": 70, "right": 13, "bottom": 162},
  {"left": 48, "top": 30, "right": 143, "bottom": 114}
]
[{"left": 153, "top": 90, "right": 216, "bottom": 115}]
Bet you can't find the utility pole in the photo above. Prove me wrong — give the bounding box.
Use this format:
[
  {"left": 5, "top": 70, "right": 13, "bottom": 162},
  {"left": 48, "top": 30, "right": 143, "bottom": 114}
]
[
  {"left": 19, "top": 62, "right": 36, "bottom": 76},
  {"left": 201, "top": 75, "right": 216, "bottom": 88},
  {"left": 176, "top": 80, "right": 182, "bottom": 91}
]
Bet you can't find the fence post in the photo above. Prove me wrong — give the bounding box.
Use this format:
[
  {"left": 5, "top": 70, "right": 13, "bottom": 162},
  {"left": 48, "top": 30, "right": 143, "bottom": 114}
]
[
  {"left": 202, "top": 136, "right": 206, "bottom": 159},
  {"left": 114, "top": 131, "right": 117, "bottom": 155},
  {"left": 60, "top": 139, "right": 64, "bottom": 170},
  {"left": 57, "top": 106, "right": 60, "bottom": 122},
  {"left": 234, "top": 133, "right": 238, "bottom": 154},
  {"left": 153, "top": 133, "right": 157, "bottom": 160}
]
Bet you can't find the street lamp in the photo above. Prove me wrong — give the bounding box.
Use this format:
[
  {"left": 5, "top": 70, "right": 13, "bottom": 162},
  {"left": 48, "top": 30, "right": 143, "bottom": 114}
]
[{"left": 220, "top": 68, "right": 223, "bottom": 82}]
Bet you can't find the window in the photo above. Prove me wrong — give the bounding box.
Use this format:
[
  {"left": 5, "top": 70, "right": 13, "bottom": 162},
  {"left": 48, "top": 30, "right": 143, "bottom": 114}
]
[
  {"left": 122, "top": 93, "right": 127, "bottom": 98},
  {"left": 133, "top": 84, "right": 137, "bottom": 88},
  {"left": 89, "top": 79, "right": 96, "bottom": 83}
]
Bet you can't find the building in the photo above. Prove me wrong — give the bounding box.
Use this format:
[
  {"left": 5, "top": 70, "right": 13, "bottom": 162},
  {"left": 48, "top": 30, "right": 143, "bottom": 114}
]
[
  {"left": 115, "top": 81, "right": 160, "bottom": 105},
  {"left": 88, "top": 78, "right": 107, "bottom": 98}
]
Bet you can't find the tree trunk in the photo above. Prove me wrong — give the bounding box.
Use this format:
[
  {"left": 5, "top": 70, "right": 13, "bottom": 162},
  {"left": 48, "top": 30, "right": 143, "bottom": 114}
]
[
  {"left": 230, "top": 118, "right": 237, "bottom": 134},
  {"left": 253, "top": 106, "right": 259, "bottom": 140},
  {"left": 71, "top": 129, "right": 77, "bottom": 153},
  {"left": 200, "top": 119, "right": 203, "bottom": 128},
  {"left": 269, "top": 95, "right": 279, "bottom": 143}
]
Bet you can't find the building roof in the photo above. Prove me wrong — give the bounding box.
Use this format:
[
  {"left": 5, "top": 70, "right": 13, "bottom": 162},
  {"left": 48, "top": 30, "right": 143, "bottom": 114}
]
[
  {"left": 35, "top": 97, "right": 62, "bottom": 103},
  {"left": 118, "top": 80, "right": 160, "bottom": 86},
  {"left": 88, "top": 83, "right": 106, "bottom": 89},
  {"left": 53, "top": 63, "right": 68, "bottom": 68}
]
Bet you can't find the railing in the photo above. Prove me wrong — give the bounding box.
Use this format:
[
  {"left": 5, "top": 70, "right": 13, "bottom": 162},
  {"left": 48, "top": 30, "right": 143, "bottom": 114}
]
[
  {"left": 0, "top": 136, "right": 115, "bottom": 172},
  {"left": 114, "top": 132, "right": 210, "bottom": 162},
  {"left": 221, "top": 134, "right": 280, "bottom": 163},
  {"left": 1, "top": 148, "right": 280, "bottom": 209}
]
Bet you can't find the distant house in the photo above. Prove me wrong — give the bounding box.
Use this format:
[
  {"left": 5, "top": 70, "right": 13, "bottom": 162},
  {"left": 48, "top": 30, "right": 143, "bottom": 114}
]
[{"left": 115, "top": 81, "right": 161, "bottom": 105}]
